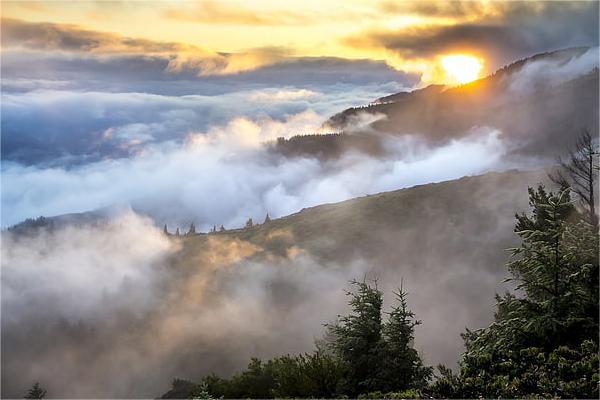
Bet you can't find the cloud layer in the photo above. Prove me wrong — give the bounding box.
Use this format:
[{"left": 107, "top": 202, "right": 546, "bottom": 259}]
[
  {"left": 1, "top": 117, "right": 509, "bottom": 229},
  {"left": 0, "top": 81, "right": 407, "bottom": 166}
]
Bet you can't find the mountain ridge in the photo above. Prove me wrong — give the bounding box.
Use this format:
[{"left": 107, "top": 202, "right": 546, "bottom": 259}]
[
  {"left": 169, "top": 167, "right": 550, "bottom": 368},
  {"left": 271, "top": 47, "right": 598, "bottom": 160}
]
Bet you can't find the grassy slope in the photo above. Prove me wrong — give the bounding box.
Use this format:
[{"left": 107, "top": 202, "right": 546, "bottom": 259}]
[
  {"left": 194, "top": 169, "right": 545, "bottom": 264},
  {"left": 178, "top": 169, "right": 549, "bottom": 367}
]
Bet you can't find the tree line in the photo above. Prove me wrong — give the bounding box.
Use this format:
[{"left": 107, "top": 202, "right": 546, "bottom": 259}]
[
  {"left": 163, "top": 214, "right": 272, "bottom": 237},
  {"left": 162, "top": 278, "right": 431, "bottom": 400}
]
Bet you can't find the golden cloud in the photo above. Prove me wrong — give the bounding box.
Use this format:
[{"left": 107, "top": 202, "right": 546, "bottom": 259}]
[
  {"left": 162, "top": 0, "right": 314, "bottom": 26},
  {"left": 1, "top": 18, "right": 294, "bottom": 76},
  {"left": 0, "top": 17, "right": 199, "bottom": 54},
  {"left": 166, "top": 46, "right": 292, "bottom": 76}
]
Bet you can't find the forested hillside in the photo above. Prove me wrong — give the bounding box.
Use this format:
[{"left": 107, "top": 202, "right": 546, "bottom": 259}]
[{"left": 271, "top": 48, "right": 598, "bottom": 161}]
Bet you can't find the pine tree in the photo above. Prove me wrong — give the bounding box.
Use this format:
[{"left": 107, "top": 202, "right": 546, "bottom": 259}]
[
  {"left": 25, "top": 382, "right": 46, "bottom": 399},
  {"left": 264, "top": 214, "right": 271, "bottom": 224},
  {"left": 380, "top": 283, "right": 432, "bottom": 392},
  {"left": 187, "top": 223, "right": 196, "bottom": 235},
  {"left": 163, "top": 224, "right": 169, "bottom": 235},
  {"left": 191, "top": 382, "right": 216, "bottom": 400},
  {"left": 508, "top": 187, "right": 597, "bottom": 347},
  {"left": 245, "top": 218, "right": 253, "bottom": 228},
  {"left": 511, "top": 186, "right": 576, "bottom": 310},
  {"left": 431, "top": 184, "right": 599, "bottom": 398},
  {"left": 327, "top": 279, "right": 384, "bottom": 395}
]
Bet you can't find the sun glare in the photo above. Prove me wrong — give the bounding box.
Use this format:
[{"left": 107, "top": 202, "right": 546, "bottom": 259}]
[{"left": 440, "top": 54, "right": 484, "bottom": 85}]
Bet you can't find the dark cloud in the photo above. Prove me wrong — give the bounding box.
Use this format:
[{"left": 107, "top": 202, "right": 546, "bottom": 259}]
[
  {"left": 344, "top": 24, "right": 518, "bottom": 60},
  {"left": 0, "top": 18, "right": 288, "bottom": 76},
  {"left": 0, "top": 17, "right": 193, "bottom": 53},
  {"left": 1, "top": 50, "right": 415, "bottom": 94},
  {"left": 345, "top": 1, "right": 599, "bottom": 68},
  {"left": 233, "top": 57, "right": 418, "bottom": 87},
  {"left": 378, "top": 0, "right": 491, "bottom": 17}
]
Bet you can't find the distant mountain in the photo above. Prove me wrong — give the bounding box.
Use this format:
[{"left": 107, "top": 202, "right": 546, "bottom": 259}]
[
  {"left": 372, "top": 83, "right": 446, "bottom": 105},
  {"left": 271, "top": 47, "right": 598, "bottom": 160},
  {"left": 5, "top": 204, "right": 133, "bottom": 235}
]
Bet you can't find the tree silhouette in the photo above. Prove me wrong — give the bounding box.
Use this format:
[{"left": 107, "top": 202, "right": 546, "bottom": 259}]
[
  {"left": 380, "top": 282, "right": 433, "bottom": 391},
  {"left": 245, "top": 218, "right": 254, "bottom": 228},
  {"left": 551, "top": 129, "right": 598, "bottom": 226},
  {"left": 25, "top": 382, "right": 46, "bottom": 399},
  {"left": 327, "top": 279, "right": 384, "bottom": 395},
  {"left": 264, "top": 214, "right": 271, "bottom": 224},
  {"left": 187, "top": 223, "right": 196, "bottom": 235},
  {"left": 163, "top": 224, "right": 169, "bottom": 235}
]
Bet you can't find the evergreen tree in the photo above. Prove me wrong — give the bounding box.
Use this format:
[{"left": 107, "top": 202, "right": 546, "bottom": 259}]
[
  {"left": 379, "top": 284, "right": 433, "bottom": 392},
  {"left": 24, "top": 382, "right": 46, "bottom": 399},
  {"left": 190, "top": 382, "right": 216, "bottom": 400},
  {"left": 187, "top": 223, "right": 196, "bottom": 235},
  {"left": 175, "top": 227, "right": 180, "bottom": 236},
  {"left": 245, "top": 218, "right": 254, "bottom": 228},
  {"left": 219, "top": 225, "right": 225, "bottom": 232},
  {"left": 509, "top": 187, "right": 597, "bottom": 347},
  {"left": 264, "top": 214, "right": 271, "bottom": 224},
  {"left": 163, "top": 279, "right": 432, "bottom": 399},
  {"left": 431, "top": 185, "right": 599, "bottom": 398},
  {"left": 327, "top": 279, "right": 384, "bottom": 395},
  {"left": 163, "top": 224, "right": 169, "bottom": 235}
]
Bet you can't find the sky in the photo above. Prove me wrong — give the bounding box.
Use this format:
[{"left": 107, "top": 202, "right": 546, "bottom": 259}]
[
  {"left": 2, "top": 1, "right": 598, "bottom": 83},
  {"left": 1, "top": 0, "right": 599, "bottom": 227}
]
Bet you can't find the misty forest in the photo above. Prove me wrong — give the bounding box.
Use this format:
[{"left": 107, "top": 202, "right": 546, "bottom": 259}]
[
  {"left": 163, "top": 133, "right": 600, "bottom": 399},
  {"left": 1, "top": 1, "right": 600, "bottom": 399}
]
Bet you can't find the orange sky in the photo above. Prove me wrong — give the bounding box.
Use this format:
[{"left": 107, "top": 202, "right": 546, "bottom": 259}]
[
  {"left": 1, "top": 1, "right": 597, "bottom": 85},
  {"left": 1, "top": 0, "right": 506, "bottom": 84}
]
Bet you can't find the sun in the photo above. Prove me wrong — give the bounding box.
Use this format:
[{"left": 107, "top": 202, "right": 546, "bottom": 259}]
[{"left": 440, "top": 54, "right": 484, "bottom": 85}]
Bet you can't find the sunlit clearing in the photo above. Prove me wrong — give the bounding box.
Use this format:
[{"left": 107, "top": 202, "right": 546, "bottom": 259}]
[{"left": 440, "top": 54, "right": 484, "bottom": 85}]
